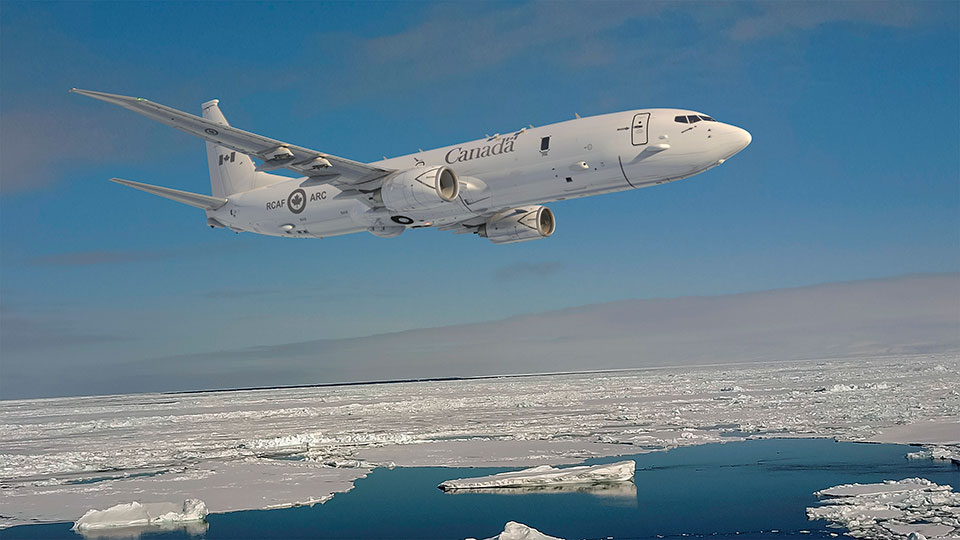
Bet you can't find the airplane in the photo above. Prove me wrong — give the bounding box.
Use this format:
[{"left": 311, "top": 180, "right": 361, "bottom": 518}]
[{"left": 71, "top": 89, "right": 751, "bottom": 244}]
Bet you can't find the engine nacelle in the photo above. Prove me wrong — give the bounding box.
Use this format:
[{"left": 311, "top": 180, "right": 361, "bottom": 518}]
[
  {"left": 479, "top": 205, "right": 556, "bottom": 244},
  {"left": 367, "top": 224, "right": 405, "bottom": 238},
  {"left": 380, "top": 166, "right": 460, "bottom": 212}
]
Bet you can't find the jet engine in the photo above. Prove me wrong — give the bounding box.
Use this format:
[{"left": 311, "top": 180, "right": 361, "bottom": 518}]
[
  {"left": 479, "top": 205, "right": 556, "bottom": 244},
  {"left": 367, "top": 223, "right": 405, "bottom": 238},
  {"left": 379, "top": 166, "right": 460, "bottom": 212}
]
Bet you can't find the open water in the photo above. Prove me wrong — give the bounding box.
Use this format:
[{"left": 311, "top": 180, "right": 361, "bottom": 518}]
[{"left": 4, "top": 438, "right": 958, "bottom": 539}]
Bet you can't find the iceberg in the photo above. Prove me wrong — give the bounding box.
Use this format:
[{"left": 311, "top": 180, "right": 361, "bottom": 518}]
[
  {"left": 807, "top": 478, "right": 960, "bottom": 539},
  {"left": 440, "top": 460, "right": 634, "bottom": 491},
  {"left": 73, "top": 499, "right": 207, "bottom": 531}
]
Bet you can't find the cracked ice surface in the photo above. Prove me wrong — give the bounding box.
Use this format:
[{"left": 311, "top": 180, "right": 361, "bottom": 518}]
[
  {"left": 808, "top": 478, "right": 960, "bottom": 539},
  {"left": 1, "top": 354, "right": 957, "bottom": 528}
]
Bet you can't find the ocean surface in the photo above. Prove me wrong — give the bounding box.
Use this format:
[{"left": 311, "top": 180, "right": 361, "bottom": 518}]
[{"left": 4, "top": 438, "right": 958, "bottom": 540}]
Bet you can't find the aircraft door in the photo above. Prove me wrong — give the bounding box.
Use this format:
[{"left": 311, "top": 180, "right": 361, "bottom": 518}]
[{"left": 631, "top": 113, "right": 650, "bottom": 146}]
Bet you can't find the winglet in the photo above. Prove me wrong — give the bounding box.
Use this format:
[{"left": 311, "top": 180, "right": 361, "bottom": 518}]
[{"left": 110, "top": 178, "right": 227, "bottom": 210}]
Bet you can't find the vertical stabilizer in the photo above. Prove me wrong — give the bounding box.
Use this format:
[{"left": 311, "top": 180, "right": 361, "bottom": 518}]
[{"left": 202, "top": 100, "right": 277, "bottom": 196}]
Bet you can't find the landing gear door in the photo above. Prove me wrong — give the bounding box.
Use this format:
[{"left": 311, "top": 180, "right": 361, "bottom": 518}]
[{"left": 631, "top": 113, "right": 650, "bottom": 146}]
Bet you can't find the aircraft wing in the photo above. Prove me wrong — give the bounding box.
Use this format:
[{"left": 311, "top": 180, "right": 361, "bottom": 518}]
[{"left": 70, "top": 89, "right": 391, "bottom": 188}]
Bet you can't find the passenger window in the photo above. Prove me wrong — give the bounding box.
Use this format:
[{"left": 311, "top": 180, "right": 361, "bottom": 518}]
[
  {"left": 540, "top": 137, "right": 550, "bottom": 151},
  {"left": 675, "top": 115, "right": 688, "bottom": 123},
  {"left": 687, "top": 115, "right": 701, "bottom": 123}
]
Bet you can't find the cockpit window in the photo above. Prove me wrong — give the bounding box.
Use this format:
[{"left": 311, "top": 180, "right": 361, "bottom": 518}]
[{"left": 676, "top": 114, "right": 717, "bottom": 123}]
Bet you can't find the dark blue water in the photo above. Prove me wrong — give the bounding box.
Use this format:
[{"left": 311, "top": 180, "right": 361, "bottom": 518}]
[{"left": 4, "top": 439, "right": 958, "bottom": 540}]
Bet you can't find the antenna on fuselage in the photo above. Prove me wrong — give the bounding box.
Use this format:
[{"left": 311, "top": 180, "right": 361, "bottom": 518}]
[{"left": 575, "top": 113, "right": 581, "bottom": 119}]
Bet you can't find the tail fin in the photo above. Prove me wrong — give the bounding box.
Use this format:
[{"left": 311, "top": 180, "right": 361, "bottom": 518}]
[{"left": 202, "top": 100, "right": 278, "bottom": 196}]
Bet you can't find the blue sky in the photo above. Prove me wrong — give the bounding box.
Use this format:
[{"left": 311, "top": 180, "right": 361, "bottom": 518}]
[{"left": 1, "top": 1, "right": 957, "bottom": 397}]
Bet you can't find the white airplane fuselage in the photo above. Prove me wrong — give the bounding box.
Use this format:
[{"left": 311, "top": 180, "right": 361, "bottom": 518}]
[{"left": 213, "top": 109, "right": 751, "bottom": 239}]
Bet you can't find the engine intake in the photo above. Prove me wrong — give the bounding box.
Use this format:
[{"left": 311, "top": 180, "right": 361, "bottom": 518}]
[
  {"left": 380, "top": 166, "right": 460, "bottom": 212},
  {"left": 480, "top": 206, "right": 556, "bottom": 244}
]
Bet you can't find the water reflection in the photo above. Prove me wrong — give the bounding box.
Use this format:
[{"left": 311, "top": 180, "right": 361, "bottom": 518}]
[
  {"left": 441, "top": 481, "right": 638, "bottom": 498},
  {"left": 76, "top": 520, "right": 208, "bottom": 540}
]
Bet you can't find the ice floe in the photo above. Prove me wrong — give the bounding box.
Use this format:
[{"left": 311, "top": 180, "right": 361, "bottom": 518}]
[
  {"left": 472, "top": 521, "right": 563, "bottom": 540},
  {"left": 906, "top": 446, "right": 960, "bottom": 464},
  {"left": 807, "top": 478, "right": 960, "bottom": 539},
  {"left": 439, "top": 460, "right": 635, "bottom": 491},
  {"left": 73, "top": 499, "right": 207, "bottom": 531}
]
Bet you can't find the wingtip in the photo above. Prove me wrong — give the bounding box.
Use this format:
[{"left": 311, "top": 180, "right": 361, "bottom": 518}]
[
  {"left": 69, "top": 89, "right": 140, "bottom": 105},
  {"left": 110, "top": 177, "right": 148, "bottom": 189},
  {"left": 70, "top": 88, "right": 100, "bottom": 99}
]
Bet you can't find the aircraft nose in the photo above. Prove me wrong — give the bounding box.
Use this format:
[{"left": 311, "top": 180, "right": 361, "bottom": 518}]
[
  {"left": 717, "top": 124, "right": 751, "bottom": 160},
  {"left": 734, "top": 126, "right": 752, "bottom": 151}
]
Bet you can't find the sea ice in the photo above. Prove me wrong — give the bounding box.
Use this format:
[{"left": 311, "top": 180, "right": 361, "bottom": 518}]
[
  {"left": 808, "top": 478, "right": 960, "bottom": 539},
  {"left": 815, "top": 477, "right": 952, "bottom": 497},
  {"left": 905, "top": 446, "right": 960, "bottom": 464},
  {"left": 1, "top": 354, "right": 957, "bottom": 528},
  {"left": 439, "top": 461, "right": 634, "bottom": 491},
  {"left": 474, "top": 521, "right": 563, "bottom": 540},
  {"left": 869, "top": 420, "right": 960, "bottom": 446},
  {"left": 73, "top": 499, "right": 207, "bottom": 531}
]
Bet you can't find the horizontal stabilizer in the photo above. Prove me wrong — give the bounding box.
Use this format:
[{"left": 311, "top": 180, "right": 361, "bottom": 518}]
[{"left": 110, "top": 178, "right": 227, "bottom": 210}]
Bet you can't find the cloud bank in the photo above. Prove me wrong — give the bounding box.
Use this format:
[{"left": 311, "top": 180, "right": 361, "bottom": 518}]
[{"left": 3, "top": 273, "right": 955, "bottom": 399}]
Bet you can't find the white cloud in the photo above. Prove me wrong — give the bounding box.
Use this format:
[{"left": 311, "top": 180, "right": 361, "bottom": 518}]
[{"left": 728, "top": 1, "right": 923, "bottom": 41}]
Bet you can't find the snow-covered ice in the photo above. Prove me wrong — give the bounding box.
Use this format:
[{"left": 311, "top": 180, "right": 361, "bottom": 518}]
[
  {"left": 870, "top": 420, "right": 960, "bottom": 445},
  {"left": 439, "top": 461, "right": 634, "bottom": 491},
  {"left": 1, "top": 353, "right": 957, "bottom": 528},
  {"left": 473, "top": 521, "right": 563, "bottom": 540},
  {"left": 906, "top": 446, "right": 960, "bottom": 464},
  {"left": 807, "top": 478, "right": 960, "bottom": 539},
  {"left": 73, "top": 499, "right": 207, "bottom": 530},
  {"left": 815, "top": 478, "right": 953, "bottom": 497}
]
